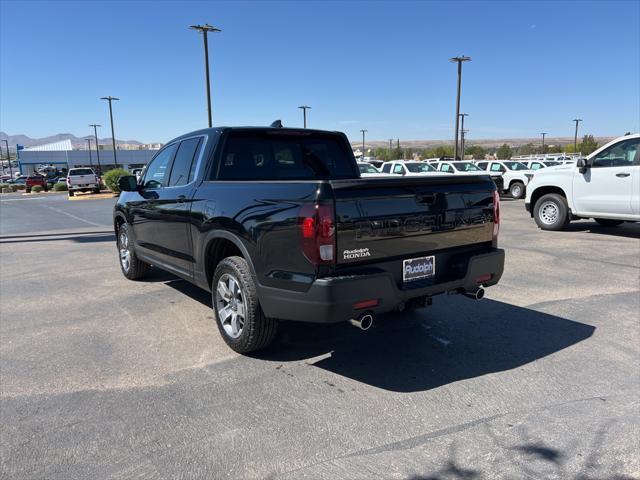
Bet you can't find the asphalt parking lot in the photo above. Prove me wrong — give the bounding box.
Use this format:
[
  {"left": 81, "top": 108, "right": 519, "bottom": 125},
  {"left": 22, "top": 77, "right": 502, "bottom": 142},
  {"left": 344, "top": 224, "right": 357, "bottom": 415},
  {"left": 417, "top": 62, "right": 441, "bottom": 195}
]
[{"left": 1, "top": 193, "right": 639, "bottom": 479}]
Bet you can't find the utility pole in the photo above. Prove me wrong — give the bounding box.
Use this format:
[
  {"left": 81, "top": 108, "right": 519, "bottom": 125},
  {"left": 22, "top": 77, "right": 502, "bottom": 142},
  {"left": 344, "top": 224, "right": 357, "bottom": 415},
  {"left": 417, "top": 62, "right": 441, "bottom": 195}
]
[
  {"left": 1, "top": 140, "right": 13, "bottom": 178},
  {"left": 100, "top": 96, "right": 119, "bottom": 167},
  {"left": 190, "top": 24, "right": 221, "bottom": 128},
  {"left": 89, "top": 124, "right": 102, "bottom": 174},
  {"left": 360, "top": 129, "right": 367, "bottom": 161},
  {"left": 459, "top": 113, "right": 468, "bottom": 158},
  {"left": 541, "top": 132, "right": 548, "bottom": 155},
  {"left": 86, "top": 138, "right": 93, "bottom": 169},
  {"left": 298, "top": 105, "right": 311, "bottom": 128},
  {"left": 388, "top": 138, "right": 393, "bottom": 158},
  {"left": 461, "top": 129, "right": 468, "bottom": 159},
  {"left": 573, "top": 118, "right": 582, "bottom": 154},
  {"left": 450, "top": 55, "right": 471, "bottom": 160}
]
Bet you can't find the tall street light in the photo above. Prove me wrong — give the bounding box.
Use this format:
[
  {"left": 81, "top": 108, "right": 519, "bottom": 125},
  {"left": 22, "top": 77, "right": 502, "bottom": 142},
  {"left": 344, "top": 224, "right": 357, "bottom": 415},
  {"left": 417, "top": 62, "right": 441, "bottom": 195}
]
[
  {"left": 298, "top": 105, "right": 311, "bottom": 128},
  {"left": 459, "top": 113, "right": 468, "bottom": 158},
  {"left": 89, "top": 124, "right": 102, "bottom": 174},
  {"left": 86, "top": 138, "right": 94, "bottom": 169},
  {"left": 360, "top": 129, "right": 367, "bottom": 161},
  {"left": 540, "top": 132, "right": 548, "bottom": 154},
  {"left": 190, "top": 24, "right": 221, "bottom": 128},
  {"left": 100, "top": 96, "right": 119, "bottom": 167},
  {"left": 388, "top": 138, "right": 393, "bottom": 157},
  {"left": 573, "top": 118, "right": 582, "bottom": 154},
  {"left": 461, "top": 129, "right": 468, "bottom": 159},
  {"left": 450, "top": 55, "right": 471, "bottom": 160},
  {"left": 2, "top": 139, "right": 13, "bottom": 178}
]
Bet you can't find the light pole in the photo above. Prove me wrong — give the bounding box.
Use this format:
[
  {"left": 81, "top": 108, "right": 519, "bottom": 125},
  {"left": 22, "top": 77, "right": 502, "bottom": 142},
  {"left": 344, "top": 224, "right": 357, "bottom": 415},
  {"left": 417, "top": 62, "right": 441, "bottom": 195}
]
[
  {"left": 298, "top": 105, "right": 311, "bottom": 128},
  {"left": 89, "top": 124, "right": 102, "bottom": 174},
  {"left": 190, "top": 24, "right": 221, "bottom": 128},
  {"left": 86, "top": 138, "right": 94, "bottom": 169},
  {"left": 388, "top": 138, "right": 393, "bottom": 158},
  {"left": 450, "top": 55, "right": 471, "bottom": 160},
  {"left": 573, "top": 118, "right": 582, "bottom": 154},
  {"left": 100, "top": 96, "right": 119, "bottom": 167},
  {"left": 2, "top": 139, "right": 13, "bottom": 178},
  {"left": 541, "top": 132, "right": 548, "bottom": 155},
  {"left": 459, "top": 113, "right": 468, "bottom": 158},
  {"left": 461, "top": 129, "right": 468, "bottom": 159},
  {"left": 360, "top": 129, "right": 367, "bottom": 161}
]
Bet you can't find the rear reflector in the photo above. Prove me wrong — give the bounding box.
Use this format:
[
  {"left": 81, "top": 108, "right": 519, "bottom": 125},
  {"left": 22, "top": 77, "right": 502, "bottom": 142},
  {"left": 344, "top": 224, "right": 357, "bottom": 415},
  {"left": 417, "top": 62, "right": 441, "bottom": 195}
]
[
  {"left": 353, "top": 299, "right": 379, "bottom": 309},
  {"left": 492, "top": 190, "right": 500, "bottom": 244},
  {"left": 476, "top": 274, "right": 492, "bottom": 284}
]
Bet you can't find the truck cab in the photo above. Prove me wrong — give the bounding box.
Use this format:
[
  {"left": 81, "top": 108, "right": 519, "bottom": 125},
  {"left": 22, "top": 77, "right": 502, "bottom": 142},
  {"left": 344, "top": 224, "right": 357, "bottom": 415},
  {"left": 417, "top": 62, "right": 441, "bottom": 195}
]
[
  {"left": 476, "top": 160, "right": 535, "bottom": 199},
  {"left": 525, "top": 134, "right": 640, "bottom": 230}
]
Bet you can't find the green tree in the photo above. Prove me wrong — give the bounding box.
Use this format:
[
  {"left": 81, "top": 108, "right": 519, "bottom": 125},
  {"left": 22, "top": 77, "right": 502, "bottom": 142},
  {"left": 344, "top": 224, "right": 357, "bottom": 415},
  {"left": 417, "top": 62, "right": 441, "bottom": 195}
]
[
  {"left": 496, "top": 144, "right": 513, "bottom": 160},
  {"left": 579, "top": 135, "right": 598, "bottom": 155},
  {"left": 465, "top": 145, "right": 486, "bottom": 159}
]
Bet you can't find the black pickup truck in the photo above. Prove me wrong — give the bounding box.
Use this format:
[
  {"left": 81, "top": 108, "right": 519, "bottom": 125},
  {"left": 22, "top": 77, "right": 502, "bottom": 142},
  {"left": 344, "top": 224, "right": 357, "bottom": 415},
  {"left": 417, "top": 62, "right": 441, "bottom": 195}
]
[{"left": 114, "top": 127, "right": 504, "bottom": 353}]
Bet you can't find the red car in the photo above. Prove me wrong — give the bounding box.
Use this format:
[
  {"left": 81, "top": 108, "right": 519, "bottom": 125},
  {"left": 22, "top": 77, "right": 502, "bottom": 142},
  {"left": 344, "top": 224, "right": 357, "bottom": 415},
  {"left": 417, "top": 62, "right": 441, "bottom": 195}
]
[{"left": 25, "top": 175, "right": 48, "bottom": 193}]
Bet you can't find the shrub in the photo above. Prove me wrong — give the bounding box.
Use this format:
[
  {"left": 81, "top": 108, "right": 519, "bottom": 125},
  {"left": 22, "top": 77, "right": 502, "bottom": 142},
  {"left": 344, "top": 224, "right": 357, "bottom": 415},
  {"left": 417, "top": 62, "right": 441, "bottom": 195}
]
[
  {"left": 0, "top": 183, "right": 8, "bottom": 190},
  {"left": 16, "top": 184, "right": 26, "bottom": 190},
  {"left": 31, "top": 185, "right": 43, "bottom": 193},
  {"left": 102, "top": 168, "right": 130, "bottom": 193},
  {"left": 53, "top": 182, "right": 68, "bottom": 191},
  {"left": 1, "top": 187, "right": 10, "bottom": 194}
]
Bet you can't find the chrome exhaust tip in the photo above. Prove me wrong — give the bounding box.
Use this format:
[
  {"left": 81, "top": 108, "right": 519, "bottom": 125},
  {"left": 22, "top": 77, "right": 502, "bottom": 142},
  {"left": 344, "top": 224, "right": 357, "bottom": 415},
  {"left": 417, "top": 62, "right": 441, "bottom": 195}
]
[
  {"left": 349, "top": 312, "right": 374, "bottom": 331},
  {"left": 463, "top": 287, "right": 485, "bottom": 301}
]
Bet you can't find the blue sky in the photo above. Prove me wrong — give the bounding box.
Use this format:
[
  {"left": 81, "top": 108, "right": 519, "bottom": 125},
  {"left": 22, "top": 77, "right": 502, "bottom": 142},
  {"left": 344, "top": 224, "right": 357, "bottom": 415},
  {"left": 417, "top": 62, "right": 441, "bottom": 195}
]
[{"left": 1, "top": 0, "right": 638, "bottom": 143}]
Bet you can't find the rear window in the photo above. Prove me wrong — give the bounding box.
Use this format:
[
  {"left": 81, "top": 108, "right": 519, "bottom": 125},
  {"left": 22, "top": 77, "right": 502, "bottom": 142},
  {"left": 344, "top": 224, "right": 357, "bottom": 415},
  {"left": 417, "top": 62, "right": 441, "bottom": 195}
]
[
  {"left": 405, "top": 162, "right": 435, "bottom": 173},
  {"left": 215, "top": 131, "right": 357, "bottom": 180},
  {"left": 69, "top": 169, "right": 94, "bottom": 176},
  {"left": 358, "top": 163, "right": 378, "bottom": 174}
]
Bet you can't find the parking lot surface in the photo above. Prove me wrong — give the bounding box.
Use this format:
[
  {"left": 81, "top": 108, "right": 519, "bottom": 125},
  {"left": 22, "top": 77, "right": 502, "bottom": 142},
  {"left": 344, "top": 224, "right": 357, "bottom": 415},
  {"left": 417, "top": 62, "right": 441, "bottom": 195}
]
[{"left": 1, "top": 194, "right": 639, "bottom": 479}]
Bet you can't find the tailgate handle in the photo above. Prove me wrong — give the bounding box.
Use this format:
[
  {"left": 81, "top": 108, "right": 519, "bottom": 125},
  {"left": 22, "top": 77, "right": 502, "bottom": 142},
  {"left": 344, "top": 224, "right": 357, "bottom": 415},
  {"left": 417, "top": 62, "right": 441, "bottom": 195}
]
[{"left": 416, "top": 194, "right": 436, "bottom": 204}]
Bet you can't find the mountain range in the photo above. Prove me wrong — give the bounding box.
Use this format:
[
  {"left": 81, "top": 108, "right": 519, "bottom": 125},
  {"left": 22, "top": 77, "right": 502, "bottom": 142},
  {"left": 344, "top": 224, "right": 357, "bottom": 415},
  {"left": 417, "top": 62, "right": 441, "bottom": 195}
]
[{"left": 0, "top": 132, "right": 144, "bottom": 150}]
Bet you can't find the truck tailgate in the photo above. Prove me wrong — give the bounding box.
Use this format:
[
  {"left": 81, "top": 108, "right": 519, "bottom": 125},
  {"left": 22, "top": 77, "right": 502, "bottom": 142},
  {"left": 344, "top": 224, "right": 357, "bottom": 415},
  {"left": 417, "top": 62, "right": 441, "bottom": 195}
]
[{"left": 331, "top": 175, "right": 496, "bottom": 265}]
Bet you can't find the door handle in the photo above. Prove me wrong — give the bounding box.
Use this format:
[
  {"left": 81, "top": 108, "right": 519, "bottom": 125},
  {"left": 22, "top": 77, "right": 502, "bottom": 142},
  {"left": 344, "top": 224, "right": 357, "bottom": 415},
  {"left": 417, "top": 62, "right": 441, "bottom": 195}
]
[
  {"left": 616, "top": 173, "right": 630, "bottom": 178},
  {"left": 177, "top": 195, "right": 186, "bottom": 203}
]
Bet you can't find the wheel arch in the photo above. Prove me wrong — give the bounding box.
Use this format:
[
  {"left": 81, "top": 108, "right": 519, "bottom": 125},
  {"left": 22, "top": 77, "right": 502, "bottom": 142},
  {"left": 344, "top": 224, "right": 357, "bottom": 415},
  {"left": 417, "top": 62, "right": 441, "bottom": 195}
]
[
  {"left": 203, "top": 231, "right": 257, "bottom": 288},
  {"left": 529, "top": 186, "right": 568, "bottom": 217}
]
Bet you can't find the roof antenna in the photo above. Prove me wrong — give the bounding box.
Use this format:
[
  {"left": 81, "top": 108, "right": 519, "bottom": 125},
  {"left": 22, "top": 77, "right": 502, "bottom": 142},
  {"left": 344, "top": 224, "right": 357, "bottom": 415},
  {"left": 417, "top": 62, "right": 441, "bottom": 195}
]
[{"left": 270, "top": 119, "right": 283, "bottom": 128}]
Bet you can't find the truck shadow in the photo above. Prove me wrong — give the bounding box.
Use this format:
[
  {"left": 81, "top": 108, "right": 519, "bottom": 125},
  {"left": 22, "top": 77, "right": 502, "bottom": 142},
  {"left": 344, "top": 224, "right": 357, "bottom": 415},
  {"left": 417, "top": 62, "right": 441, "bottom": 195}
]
[
  {"left": 256, "top": 297, "right": 595, "bottom": 393},
  {"left": 563, "top": 222, "right": 640, "bottom": 239}
]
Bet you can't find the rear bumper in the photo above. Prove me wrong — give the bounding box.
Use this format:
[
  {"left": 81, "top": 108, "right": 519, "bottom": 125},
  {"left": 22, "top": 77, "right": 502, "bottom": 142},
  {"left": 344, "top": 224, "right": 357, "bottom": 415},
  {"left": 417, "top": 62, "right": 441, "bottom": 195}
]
[
  {"left": 258, "top": 248, "right": 505, "bottom": 323},
  {"left": 69, "top": 183, "right": 99, "bottom": 190}
]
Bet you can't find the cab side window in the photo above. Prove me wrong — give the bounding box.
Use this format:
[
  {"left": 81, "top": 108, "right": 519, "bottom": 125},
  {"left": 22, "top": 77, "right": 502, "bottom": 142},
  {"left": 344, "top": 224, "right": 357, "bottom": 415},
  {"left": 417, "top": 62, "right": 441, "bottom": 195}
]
[
  {"left": 477, "top": 162, "right": 488, "bottom": 170},
  {"left": 592, "top": 139, "right": 639, "bottom": 168},
  {"left": 168, "top": 137, "right": 203, "bottom": 187},
  {"left": 393, "top": 164, "right": 404, "bottom": 174},
  {"left": 531, "top": 162, "right": 543, "bottom": 170},
  {"left": 440, "top": 164, "right": 452, "bottom": 172},
  {"left": 142, "top": 143, "right": 178, "bottom": 189},
  {"left": 490, "top": 163, "right": 505, "bottom": 172},
  {"left": 381, "top": 163, "right": 391, "bottom": 173}
]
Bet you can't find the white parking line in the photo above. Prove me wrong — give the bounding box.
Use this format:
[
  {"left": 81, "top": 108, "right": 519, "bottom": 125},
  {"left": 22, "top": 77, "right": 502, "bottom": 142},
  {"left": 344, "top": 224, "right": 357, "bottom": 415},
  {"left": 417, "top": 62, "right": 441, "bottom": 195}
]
[{"left": 42, "top": 205, "right": 110, "bottom": 228}]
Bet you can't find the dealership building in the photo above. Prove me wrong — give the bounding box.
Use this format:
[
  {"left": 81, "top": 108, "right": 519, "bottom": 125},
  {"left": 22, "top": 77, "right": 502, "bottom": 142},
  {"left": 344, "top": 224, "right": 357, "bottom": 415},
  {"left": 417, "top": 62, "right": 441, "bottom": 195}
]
[{"left": 17, "top": 139, "right": 157, "bottom": 175}]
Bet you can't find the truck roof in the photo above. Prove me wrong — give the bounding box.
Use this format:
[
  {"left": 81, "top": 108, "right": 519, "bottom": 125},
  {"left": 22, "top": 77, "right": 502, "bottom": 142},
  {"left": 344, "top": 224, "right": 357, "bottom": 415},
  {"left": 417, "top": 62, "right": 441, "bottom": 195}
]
[{"left": 166, "top": 126, "right": 344, "bottom": 145}]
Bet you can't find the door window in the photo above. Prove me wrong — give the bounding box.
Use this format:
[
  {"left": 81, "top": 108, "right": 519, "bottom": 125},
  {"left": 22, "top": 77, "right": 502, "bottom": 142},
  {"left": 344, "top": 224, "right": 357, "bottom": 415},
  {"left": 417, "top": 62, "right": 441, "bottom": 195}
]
[
  {"left": 477, "top": 162, "right": 488, "bottom": 170},
  {"left": 393, "top": 164, "right": 405, "bottom": 174},
  {"left": 440, "top": 163, "right": 452, "bottom": 172},
  {"left": 143, "top": 143, "right": 178, "bottom": 188},
  {"left": 591, "top": 139, "right": 639, "bottom": 168},
  {"left": 490, "top": 163, "right": 505, "bottom": 172},
  {"left": 168, "top": 137, "right": 203, "bottom": 186},
  {"left": 531, "top": 162, "right": 544, "bottom": 170},
  {"left": 381, "top": 163, "right": 391, "bottom": 173}
]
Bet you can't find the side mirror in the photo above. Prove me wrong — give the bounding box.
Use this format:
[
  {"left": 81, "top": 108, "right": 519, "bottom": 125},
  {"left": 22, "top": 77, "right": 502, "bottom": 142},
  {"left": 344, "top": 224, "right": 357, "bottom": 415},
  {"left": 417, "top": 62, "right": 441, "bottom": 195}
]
[
  {"left": 577, "top": 158, "right": 589, "bottom": 174},
  {"left": 118, "top": 175, "right": 138, "bottom": 192}
]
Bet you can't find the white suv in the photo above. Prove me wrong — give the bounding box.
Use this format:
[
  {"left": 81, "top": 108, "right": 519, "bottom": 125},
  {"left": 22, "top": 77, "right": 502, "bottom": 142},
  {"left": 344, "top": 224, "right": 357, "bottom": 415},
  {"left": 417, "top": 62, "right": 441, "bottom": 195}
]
[
  {"left": 525, "top": 134, "right": 639, "bottom": 230},
  {"left": 380, "top": 161, "right": 440, "bottom": 176},
  {"left": 475, "top": 160, "right": 535, "bottom": 199}
]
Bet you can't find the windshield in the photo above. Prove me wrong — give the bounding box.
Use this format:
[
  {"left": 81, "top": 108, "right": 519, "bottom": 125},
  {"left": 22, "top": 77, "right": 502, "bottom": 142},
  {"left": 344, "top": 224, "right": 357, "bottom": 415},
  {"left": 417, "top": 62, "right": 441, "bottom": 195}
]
[
  {"left": 504, "top": 161, "right": 529, "bottom": 171},
  {"left": 453, "top": 162, "right": 482, "bottom": 172},
  {"left": 69, "top": 168, "right": 94, "bottom": 176},
  {"left": 358, "top": 163, "right": 379, "bottom": 174},
  {"left": 405, "top": 163, "right": 436, "bottom": 173}
]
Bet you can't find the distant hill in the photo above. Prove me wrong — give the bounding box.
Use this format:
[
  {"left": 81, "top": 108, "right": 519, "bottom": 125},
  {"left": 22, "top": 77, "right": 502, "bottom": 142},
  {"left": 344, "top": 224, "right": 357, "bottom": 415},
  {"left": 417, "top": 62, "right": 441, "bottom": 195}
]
[
  {"left": 352, "top": 136, "right": 616, "bottom": 150},
  {"left": 0, "top": 132, "right": 144, "bottom": 150}
]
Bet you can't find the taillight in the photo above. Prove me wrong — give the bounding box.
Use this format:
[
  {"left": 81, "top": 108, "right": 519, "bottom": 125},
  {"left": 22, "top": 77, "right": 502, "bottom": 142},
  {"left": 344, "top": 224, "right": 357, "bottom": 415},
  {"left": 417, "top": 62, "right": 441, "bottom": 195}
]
[
  {"left": 299, "top": 203, "right": 336, "bottom": 265},
  {"left": 492, "top": 190, "right": 500, "bottom": 245}
]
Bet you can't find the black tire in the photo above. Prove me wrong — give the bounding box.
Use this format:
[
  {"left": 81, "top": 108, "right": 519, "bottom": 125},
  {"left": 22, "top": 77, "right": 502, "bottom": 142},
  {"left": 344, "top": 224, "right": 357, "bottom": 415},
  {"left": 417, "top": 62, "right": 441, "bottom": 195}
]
[
  {"left": 26, "top": 188, "right": 31, "bottom": 193},
  {"left": 68, "top": 191, "right": 74, "bottom": 197},
  {"left": 93, "top": 188, "right": 100, "bottom": 194},
  {"left": 533, "top": 193, "right": 570, "bottom": 231},
  {"left": 509, "top": 181, "right": 525, "bottom": 199},
  {"left": 117, "top": 223, "right": 150, "bottom": 280},
  {"left": 594, "top": 218, "right": 624, "bottom": 227},
  {"left": 212, "top": 256, "right": 277, "bottom": 353}
]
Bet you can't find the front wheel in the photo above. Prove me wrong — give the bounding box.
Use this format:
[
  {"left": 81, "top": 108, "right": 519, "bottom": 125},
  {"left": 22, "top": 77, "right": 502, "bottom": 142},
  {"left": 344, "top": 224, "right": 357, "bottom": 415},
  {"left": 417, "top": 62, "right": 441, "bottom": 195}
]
[
  {"left": 509, "top": 181, "right": 525, "bottom": 199},
  {"left": 534, "top": 193, "right": 570, "bottom": 231},
  {"left": 117, "top": 223, "right": 150, "bottom": 280},
  {"left": 213, "top": 256, "right": 277, "bottom": 353},
  {"left": 594, "top": 218, "right": 624, "bottom": 227}
]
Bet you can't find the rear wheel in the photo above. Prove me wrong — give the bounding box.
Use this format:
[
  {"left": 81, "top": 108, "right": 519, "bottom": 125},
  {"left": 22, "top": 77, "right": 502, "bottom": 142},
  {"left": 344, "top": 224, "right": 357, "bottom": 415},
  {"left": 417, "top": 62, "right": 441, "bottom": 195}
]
[
  {"left": 509, "top": 181, "right": 525, "bottom": 199},
  {"left": 534, "top": 193, "right": 570, "bottom": 231},
  {"left": 594, "top": 218, "right": 624, "bottom": 227},
  {"left": 93, "top": 188, "right": 100, "bottom": 194},
  {"left": 26, "top": 188, "right": 31, "bottom": 193},
  {"left": 213, "top": 256, "right": 277, "bottom": 353},
  {"left": 68, "top": 190, "right": 74, "bottom": 197},
  {"left": 117, "top": 223, "right": 150, "bottom": 280}
]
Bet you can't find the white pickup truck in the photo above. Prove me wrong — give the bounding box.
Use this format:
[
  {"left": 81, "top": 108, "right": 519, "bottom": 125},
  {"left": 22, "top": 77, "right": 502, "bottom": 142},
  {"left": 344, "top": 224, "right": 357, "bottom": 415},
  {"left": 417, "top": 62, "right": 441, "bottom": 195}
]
[
  {"left": 525, "top": 134, "right": 639, "bottom": 230},
  {"left": 475, "top": 160, "right": 535, "bottom": 199},
  {"left": 66, "top": 168, "right": 101, "bottom": 197}
]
